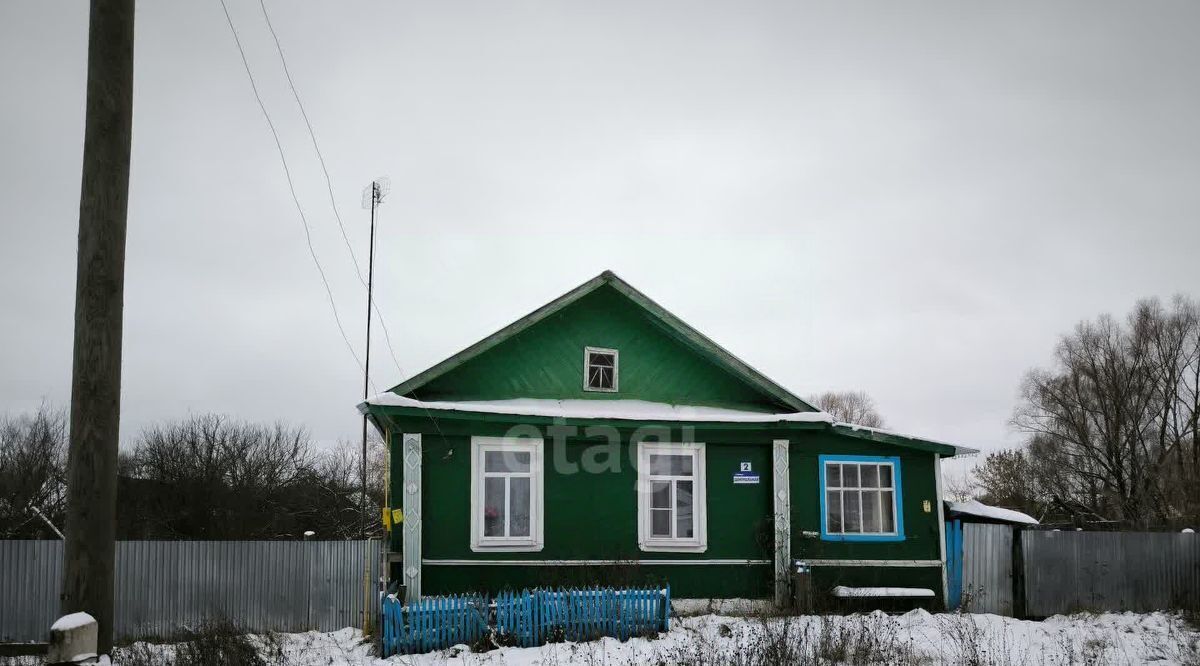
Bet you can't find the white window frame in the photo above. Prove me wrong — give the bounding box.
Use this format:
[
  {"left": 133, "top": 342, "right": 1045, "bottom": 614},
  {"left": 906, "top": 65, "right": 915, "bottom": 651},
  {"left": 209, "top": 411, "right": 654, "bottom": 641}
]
[
  {"left": 637, "top": 441, "right": 707, "bottom": 553},
  {"left": 583, "top": 346, "right": 619, "bottom": 392},
  {"left": 470, "top": 436, "right": 544, "bottom": 552}
]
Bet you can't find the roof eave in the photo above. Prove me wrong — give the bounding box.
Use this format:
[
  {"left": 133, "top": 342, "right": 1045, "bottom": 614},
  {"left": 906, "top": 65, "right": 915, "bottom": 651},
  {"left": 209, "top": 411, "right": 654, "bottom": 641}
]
[{"left": 829, "top": 423, "right": 964, "bottom": 457}]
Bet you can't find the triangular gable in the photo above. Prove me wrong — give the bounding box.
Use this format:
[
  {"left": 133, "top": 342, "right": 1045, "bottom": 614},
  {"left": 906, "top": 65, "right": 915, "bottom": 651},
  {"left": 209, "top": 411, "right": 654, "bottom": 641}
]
[{"left": 388, "top": 271, "right": 818, "bottom": 412}]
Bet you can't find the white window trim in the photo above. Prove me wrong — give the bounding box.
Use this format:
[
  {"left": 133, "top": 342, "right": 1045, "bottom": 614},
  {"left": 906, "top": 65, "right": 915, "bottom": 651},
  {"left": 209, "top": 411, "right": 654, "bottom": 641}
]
[
  {"left": 637, "top": 441, "right": 707, "bottom": 553},
  {"left": 470, "top": 436, "right": 544, "bottom": 552},
  {"left": 822, "top": 458, "right": 902, "bottom": 540},
  {"left": 583, "top": 346, "right": 619, "bottom": 392}
]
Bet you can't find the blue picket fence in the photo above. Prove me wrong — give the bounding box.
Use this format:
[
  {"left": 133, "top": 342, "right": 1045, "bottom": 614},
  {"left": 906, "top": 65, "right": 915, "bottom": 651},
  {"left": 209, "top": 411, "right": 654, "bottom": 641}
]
[
  {"left": 380, "top": 593, "right": 488, "bottom": 655},
  {"left": 381, "top": 586, "right": 671, "bottom": 656}
]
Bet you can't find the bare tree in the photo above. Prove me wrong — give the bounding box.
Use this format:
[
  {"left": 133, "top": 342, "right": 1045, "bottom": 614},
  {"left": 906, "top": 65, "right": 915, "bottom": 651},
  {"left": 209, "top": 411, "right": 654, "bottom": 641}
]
[
  {"left": 0, "top": 405, "right": 68, "bottom": 538},
  {"left": 117, "top": 414, "right": 388, "bottom": 540},
  {"left": 1013, "top": 296, "right": 1199, "bottom": 529},
  {"left": 942, "top": 467, "right": 978, "bottom": 503},
  {"left": 1, "top": 408, "right": 392, "bottom": 541},
  {"left": 807, "top": 390, "right": 886, "bottom": 427},
  {"left": 974, "top": 448, "right": 1044, "bottom": 518},
  {"left": 311, "top": 434, "right": 387, "bottom": 540},
  {"left": 123, "top": 415, "right": 316, "bottom": 539}
]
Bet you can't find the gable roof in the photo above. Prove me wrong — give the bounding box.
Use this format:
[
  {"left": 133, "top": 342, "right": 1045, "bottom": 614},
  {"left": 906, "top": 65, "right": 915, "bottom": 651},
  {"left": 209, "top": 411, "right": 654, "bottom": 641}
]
[{"left": 388, "top": 270, "right": 819, "bottom": 413}]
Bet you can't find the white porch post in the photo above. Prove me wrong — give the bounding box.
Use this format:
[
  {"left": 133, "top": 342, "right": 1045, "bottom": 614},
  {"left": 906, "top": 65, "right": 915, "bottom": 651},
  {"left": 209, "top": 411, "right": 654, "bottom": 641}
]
[
  {"left": 402, "top": 433, "right": 422, "bottom": 602},
  {"left": 934, "top": 453, "right": 948, "bottom": 609},
  {"left": 772, "top": 439, "right": 791, "bottom": 607}
]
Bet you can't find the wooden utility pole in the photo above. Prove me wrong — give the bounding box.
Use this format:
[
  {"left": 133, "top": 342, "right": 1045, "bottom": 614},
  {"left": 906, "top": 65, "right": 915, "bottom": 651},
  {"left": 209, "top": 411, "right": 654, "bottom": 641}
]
[
  {"left": 61, "top": 0, "right": 135, "bottom": 655},
  {"left": 360, "top": 181, "right": 380, "bottom": 539}
]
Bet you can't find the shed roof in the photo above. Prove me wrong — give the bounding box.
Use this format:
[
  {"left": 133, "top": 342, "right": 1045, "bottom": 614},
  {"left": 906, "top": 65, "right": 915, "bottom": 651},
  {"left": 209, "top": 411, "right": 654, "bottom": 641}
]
[{"left": 946, "top": 499, "right": 1039, "bottom": 525}]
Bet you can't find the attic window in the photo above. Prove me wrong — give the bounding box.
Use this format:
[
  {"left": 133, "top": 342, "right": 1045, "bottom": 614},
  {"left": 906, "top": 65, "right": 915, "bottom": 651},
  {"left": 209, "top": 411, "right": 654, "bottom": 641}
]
[{"left": 584, "top": 347, "right": 618, "bottom": 392}]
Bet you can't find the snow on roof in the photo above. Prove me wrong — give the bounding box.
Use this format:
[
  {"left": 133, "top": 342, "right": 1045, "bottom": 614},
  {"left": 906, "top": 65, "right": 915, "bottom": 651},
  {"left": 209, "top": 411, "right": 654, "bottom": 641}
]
[
  {"left": 365, "top": 395, "right": 978, "bottom": 455},
  {"left": 834, "top": 422, "right": 980, "bottom": 457},
  {"left": 947, "top": 499, "right": 1039, "bottom": 525},
  {"left": 364, "top": 395, "right": 835, "bottom": 424}
]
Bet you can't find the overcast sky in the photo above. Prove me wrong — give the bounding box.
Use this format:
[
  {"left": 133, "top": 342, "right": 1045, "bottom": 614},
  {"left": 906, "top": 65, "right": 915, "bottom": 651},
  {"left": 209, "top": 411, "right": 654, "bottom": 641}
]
[{"left": 2, "top": 1, "right": 1198, "bottom": 464}]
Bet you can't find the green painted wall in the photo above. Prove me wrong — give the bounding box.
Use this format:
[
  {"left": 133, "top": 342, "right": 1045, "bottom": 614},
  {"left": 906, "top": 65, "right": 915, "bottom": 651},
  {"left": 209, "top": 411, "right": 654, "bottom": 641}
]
[
  {"left": 810, "top": 565, "right": 942, "bottom": 591},
  {"left": 790, "top": 432, "right": 942, "bottom": 562},
  {"left": 410, "top": 286, "right": 789, "bottom": 412},
  {"left": 420, "top": 430, "right": 775, "bottom": 562},
  {"left": 385, "top": 422, "right": 944, "bottom": 600}
]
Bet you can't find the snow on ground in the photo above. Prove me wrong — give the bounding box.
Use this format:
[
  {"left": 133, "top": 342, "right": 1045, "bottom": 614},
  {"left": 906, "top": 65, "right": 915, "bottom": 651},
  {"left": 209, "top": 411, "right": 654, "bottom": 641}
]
[
  {"left": 278, "top": 611, "right": 1199, "bottom": 665},
  {"left": 8, "top": 611, "right": 1194, "bottom": 665}
]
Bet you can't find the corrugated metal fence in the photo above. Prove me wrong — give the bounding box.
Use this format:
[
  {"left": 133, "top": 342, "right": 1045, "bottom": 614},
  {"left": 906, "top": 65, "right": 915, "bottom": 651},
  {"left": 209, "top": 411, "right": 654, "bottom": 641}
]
[
  {"left": 1022, "top": 530, "right": 1200, "bottom": 617},
  {"left": 961, "top": 523, "right": 1013, "bottom": 616},
  {"left": 0, "top": 540, "right": 380, "bottom": 643}
]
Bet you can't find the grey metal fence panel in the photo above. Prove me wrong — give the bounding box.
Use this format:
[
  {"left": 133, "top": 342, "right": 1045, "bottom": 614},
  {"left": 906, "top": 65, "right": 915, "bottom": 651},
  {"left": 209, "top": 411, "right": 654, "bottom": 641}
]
[
  {"left": 962, "top": 523, "right": 1013, "bottom": 616},
  {"left": 0, "top": 540, "right": 380, "bottom": 643},
  {"left": 0, "top": 540, "right": 63, "bottom": 642},
  {"left": 1023, "top": 530, "right": 1200, "bottom": 617}
]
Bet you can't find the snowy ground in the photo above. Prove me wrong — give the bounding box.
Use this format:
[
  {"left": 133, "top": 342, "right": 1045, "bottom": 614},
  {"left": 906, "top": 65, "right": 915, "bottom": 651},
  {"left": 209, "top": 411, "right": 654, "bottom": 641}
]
[
  {"left": 279, "top": 611, "right": 1200, "bottom": 665},
  {"left": 7, "top": 611, "right": 1197, "bottom": 665}
]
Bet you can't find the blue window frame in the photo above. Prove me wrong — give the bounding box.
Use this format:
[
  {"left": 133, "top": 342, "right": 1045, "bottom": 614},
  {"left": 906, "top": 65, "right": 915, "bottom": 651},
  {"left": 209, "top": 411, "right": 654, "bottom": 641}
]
[{"left": 818, "top": 454, "right": 905, "bottom": 542}]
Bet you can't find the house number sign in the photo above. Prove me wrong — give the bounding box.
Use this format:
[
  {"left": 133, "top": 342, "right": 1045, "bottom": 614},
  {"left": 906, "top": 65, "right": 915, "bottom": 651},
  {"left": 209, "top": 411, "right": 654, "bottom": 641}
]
[{"left": 733, "top": 461, "right": 760, "bottom": 485}]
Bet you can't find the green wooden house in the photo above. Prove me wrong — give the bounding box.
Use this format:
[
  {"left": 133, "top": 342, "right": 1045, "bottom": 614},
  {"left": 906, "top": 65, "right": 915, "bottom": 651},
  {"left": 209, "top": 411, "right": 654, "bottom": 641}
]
[{"left": 360, "top": 271, "right": 976, "bottom": 609}]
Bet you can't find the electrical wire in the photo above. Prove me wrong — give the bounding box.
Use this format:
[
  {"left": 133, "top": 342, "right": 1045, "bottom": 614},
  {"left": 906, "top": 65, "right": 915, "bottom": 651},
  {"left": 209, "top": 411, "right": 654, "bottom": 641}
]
[
  {"left": 256, "top": 0, "right": 407, "bottom": 382},
  {"left": 217, "top": 0, "right": 376, "bottom": 395},
  {"left": 243, "top": 0, "right": 449, "bottom": 444}
]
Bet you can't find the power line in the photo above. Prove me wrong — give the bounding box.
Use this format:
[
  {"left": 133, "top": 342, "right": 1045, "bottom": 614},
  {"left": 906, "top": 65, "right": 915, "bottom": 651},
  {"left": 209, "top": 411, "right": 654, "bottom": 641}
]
[
  {"left": 256, "top": 0, "right": 408, "bottom": 382},
  {"left": 229, "top": 0, "right": 450, "bottom": 450},
  {"left": 217, "top": 0, "right": 375, "bottom": 394}
]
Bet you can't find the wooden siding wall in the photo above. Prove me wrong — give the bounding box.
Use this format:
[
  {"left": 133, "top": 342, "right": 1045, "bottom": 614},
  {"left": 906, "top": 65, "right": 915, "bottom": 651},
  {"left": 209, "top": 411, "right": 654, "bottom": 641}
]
[
  {"left": 791, "top": 431, "right": 944, "bottom": 593},
  {"left": 387, "top": 424, "right": 944, "bottom": 600},
  {"left": 411, "top": 287, "right": 789, "bottom": 411}
]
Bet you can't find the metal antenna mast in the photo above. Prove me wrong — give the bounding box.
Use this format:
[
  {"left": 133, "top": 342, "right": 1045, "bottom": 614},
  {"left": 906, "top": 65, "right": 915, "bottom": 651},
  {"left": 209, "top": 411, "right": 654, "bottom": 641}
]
[{"left": 361, "top": 177, "right": 390, "bottom": 539}]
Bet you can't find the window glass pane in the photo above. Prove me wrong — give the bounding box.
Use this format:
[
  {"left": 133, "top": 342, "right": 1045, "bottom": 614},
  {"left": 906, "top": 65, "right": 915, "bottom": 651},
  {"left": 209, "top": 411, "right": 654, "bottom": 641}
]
[
  {"left": 651, "top": 509, "right": 671, "bottom": 537},
  {"left": 483, "top": 477, "right": 505, "bottom": 537},
  {"left": 485, "top": 450, "right": 530, "bottom": 473},
  {"left": 649, "top": 454, "right": 692, "bottom": 476},
  {"left": 881, "top": 490, "right": 895, "bottom": 532},
  {"left": 880, "top": 465, "right": 893, "bottom": 488},
  {"left": 675, "top": 480, "right": 693, "bottom": 538},
  {"left": 861, "top": 464, "right": 879, "bottom": 489},
  {"left": 509, "top": 477, "right": 531, "bottom": 537},
  {"left": 651, "top": 481, "right": 671, "bottom": 509},
  {"left": 588, "top": 365, "right": 613, "bottom": 389},
  {"left": 587, "top": 351, "right": 616, "bottom": 390},
  {"left": 862, "top": 489, "right": 881, "bottom": 533},
  {"left": 843, "top": 491, "right": 862, "bottom": 532},
  {"left": 843, "top": 464, "right": 860, "bottom": 488},
  {"left": 827, "top": 463, "right": 841, "bottom": 488},
  {"left": 826, "top": 490, "right": 843, "bottom": 533}
]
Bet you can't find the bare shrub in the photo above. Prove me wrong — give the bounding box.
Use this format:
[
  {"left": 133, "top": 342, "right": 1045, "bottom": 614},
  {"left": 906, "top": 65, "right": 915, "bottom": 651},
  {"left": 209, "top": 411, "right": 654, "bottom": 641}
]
[
  {"left": 938, "top": 613, "right": 1027, "bottom": 666},
  {"left": 657, "top": 613, "right": 918, "bottom": 666},
  {"left": 113, "top": 620, "right": 283, "bottom": 666}
]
